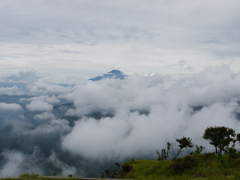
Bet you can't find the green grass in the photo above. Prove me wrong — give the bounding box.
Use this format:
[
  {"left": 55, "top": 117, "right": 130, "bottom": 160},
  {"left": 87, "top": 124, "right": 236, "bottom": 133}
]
[{"left": 119, "top": 153, "right": 240, "bottom": 179}]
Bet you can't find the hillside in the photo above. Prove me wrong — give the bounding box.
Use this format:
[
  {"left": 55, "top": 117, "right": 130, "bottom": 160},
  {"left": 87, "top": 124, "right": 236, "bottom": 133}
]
[{"left": 119, "top": 153, "right": 240, "bottom": 179}]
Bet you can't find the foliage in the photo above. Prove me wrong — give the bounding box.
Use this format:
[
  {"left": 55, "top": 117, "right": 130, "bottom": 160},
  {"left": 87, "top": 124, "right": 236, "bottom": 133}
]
[
  {"left": 156, "top": 142, "right": 171, "bottom": 160},
  {"left": 121, "top": 153, "right": 240, "bottom": 179},
  {"left": 190, "top": 145, "right": 205, "bottom": 155},
  {"left": 121, "top": 159, "right": 174, "bottom": 180},
  {"left": 122, "top": 126, "right": 240, "bottom": 179},
  {"left": 172, "top": 137, "right": 193, "bottom": 159},
  {"left": 104, "top": 169, "right": 110, "bottom": 177},
  {"left": 172, "top": 156, "right": 198, "bottom": 174},
  {"left": 223, "top": 147, "right": 238, "bottom": 158},
  {"left": 105, "top": 162, "right": 122, "bottom": 178},
  {"left": 203, "top": 126, "right": 236, "bottom": 154},
  {"left": 115, "top": 162, "right": 120, "bottom": 170}
]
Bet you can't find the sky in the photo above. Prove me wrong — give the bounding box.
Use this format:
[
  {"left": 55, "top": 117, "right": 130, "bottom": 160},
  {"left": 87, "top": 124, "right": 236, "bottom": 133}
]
[
  {"left": 0, "top": 0, "right": 240, "bottom": 83},
  {"left": 1, "top": 0, "right": 240, "bottom": 178}
]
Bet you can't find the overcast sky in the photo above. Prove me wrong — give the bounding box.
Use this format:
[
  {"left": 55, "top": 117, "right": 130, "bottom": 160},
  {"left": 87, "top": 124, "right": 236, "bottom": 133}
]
[{"left": 0, "top": 0, "right": 240, "bottom": 83}]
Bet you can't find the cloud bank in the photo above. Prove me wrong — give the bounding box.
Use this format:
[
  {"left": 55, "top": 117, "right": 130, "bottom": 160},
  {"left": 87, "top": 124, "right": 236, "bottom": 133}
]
[
  {"left": 1, "top": 66, "right": 240, "bottom": 177},
  {"left": 0, "top": 103, "right": 22, "bottom": 111},
  {"left": 62, "top": 65, "right": 240, "bottom": 160}
]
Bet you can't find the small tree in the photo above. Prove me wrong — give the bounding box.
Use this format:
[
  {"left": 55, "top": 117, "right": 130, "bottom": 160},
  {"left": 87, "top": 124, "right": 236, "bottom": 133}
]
[
  {"left": 115, "top": 162, "right": 120, "bottom": 167},
  {"left": 115, "top": 162, "right": 120, "bottom": 172},
  {"left": 172, "top": 136, "right": 193, "bottom": 159},
  {"left": 104, "top": 169, "right": 110, "bottom": 178},
  {"left": 190, "top": 145, "right": 205, "bottom": 155},
  {"left": 203, "top": 126, "right": 236, "bottom": 154},
  {"left": 156, "top": 142, "right": 171, "bottom": 160}
]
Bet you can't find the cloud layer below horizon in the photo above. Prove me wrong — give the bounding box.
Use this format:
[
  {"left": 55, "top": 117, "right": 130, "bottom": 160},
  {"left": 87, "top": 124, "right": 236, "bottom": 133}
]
[
  {"left": 1, "top": 66, "right": 240, "bottom": 177},
  {"left": 61, "top": 65, "right": 240, "bottom": 159}
]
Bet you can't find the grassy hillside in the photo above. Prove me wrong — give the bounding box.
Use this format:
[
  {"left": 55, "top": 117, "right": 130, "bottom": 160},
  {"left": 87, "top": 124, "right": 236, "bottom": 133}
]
[{"left": 119, "top": 153, "right": 240, "bottom": 179}]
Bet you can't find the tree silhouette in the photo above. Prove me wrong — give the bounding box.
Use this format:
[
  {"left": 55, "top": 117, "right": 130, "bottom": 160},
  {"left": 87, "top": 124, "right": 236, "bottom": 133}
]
[
  {"left": 173, "top": 137, "right": 193, "bottom": 159},
  {"left": 104, "top": 169, "right": 110, "bottom": 178},
  {"left": 203, "top": 126, "right": 236, "bottom": 154},
  {"left": 191, "top": 145, "right": 205, "bottom": 155},
  {"left": 156, "top": 142, "right": 171, "bottom": 160},
  {"left": 115, "top": 162, "right": 120, "bottom": 171}
]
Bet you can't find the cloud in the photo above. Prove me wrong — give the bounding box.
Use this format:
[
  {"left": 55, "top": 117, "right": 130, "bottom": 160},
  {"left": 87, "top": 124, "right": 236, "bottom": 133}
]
[
  {"left": 4, "top": 71, "right": 40, "bottom": 83},
  {"left": 23, "top": 119, "right": 71, "bottom": 135},
  {"left": 2, "top": 65, "right": 240, "bottom": 177},
  {"left": 0, "top": 151, "right": 25, "bottom": 177},
  {"left": 0, "top": 150, "right": 43, "bottom": 178},
  {"left": 0, "top": 103, "right": 23, "bottom": 111},
  {"left": 26, "top": 100, "right": 53, "bottom": 112},
  {"left": 0, "top": 0, "right": 240, "bottom": 83},
  {"left": 22, "top": 95, "right": 60, "bottom": 104},
  {"left": 0, "top": 86, "right": 24, "bottom": 96},
  {"left": 34, "top": 112, "right": 54, "bottom": 120},
  {"left": 62, "top": 65, "right": 240, "bottom": 159},
  {"left": 28, "top": 82, "right": 73, "bottom": 95},
  {"left": 48, "top": 151, "right": 77, "bottom": 177}
]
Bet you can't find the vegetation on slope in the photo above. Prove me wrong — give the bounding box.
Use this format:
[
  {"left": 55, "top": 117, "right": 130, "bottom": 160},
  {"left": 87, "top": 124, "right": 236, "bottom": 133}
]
[
  {"left": 120, "top": 152, "right": 240, "bottom": 179},
  {"left": 115, "top": 126, "right": 240, "bottom": 179}
]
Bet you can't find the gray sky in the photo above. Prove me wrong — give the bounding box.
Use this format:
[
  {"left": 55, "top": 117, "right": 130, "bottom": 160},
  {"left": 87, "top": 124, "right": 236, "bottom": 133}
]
[{"left": 0, "top": 0, "right": 240, "bottom": 83}]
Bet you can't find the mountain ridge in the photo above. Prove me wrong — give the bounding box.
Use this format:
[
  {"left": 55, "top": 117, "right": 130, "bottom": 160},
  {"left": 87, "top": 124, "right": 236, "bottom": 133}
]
[{"left": 89, "top": 70, "right": 127, "bottom": 81}]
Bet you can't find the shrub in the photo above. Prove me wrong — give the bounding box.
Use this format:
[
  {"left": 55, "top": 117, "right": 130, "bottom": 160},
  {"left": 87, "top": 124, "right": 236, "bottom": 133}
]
[{"left": 172, "top": 156, "right": 198, "bottom": 174}]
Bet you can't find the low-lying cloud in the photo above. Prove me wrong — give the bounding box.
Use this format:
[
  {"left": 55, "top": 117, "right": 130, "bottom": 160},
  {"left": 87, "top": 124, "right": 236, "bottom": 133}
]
[
  {"left": 0, "top": 150, "right": 43, "bottom": 178},
  {"left": 62, "top": 65, "right": 240, "bottom": 160},
  {"left": 26, "top": 100, "right": 53, "bottom": 112},
  {"left": 1, "top": 66, "right": 240, "bottom": 177},
  {"left": 0, "top": 103, "right": 23, "bottom": 111}
]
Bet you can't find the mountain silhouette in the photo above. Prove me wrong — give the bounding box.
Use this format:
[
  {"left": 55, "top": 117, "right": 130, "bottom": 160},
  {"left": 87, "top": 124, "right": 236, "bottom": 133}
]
[{"left": 89, "top": 70, "right": 127, "bottom": 81}]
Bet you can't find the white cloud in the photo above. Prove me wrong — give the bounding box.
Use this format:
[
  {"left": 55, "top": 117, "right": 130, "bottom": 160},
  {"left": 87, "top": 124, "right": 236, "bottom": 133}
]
[
  {"left": 26, "top": 100, "right": 53, "bottom": 112},
  {"left": 62, "top": 66, "right": 240, "bottom": 159},
  {"left": 0, "top": 103, "right": 23, "bottom": 111},
  {"left": 4, "top": 70, "right": 39, "bottom": 83},
  {"left": 0, "top": 150, "right": 43, "bottom": 178},
  {"left": 0, "top": 151, "right": 24, "bottom": 177},
  {"left": 34, "top": 112, "right": 54, "bottom": 120},
  {"left": 22, "top": 95, "right": 60, "bottom": 104},
  {"left": 0, "top": 86, "right": 24, "bottom": 96},
  {"left": 2, "top": 65, "right": 240, "bottom": 176},
  {"left": 24, "top": 119, "right": 71, "bottom": 135},
  {"left": 28, "top": 82, "right": 73, "bottom": 94}
]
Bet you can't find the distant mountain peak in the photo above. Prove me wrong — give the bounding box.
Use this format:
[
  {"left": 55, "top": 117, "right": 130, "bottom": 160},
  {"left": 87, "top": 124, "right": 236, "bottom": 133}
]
[
  {"left": 108, "top": 70, "right": 123, "bottom": 74},
  {"left": 89, "top": 70, "right": 127, "bottom": 81}
]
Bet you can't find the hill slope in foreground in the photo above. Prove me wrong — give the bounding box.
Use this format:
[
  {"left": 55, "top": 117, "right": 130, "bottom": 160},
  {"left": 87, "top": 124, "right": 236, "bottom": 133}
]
[{"left": 119, "top": 153, "right": 240, "bottom": 180}]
